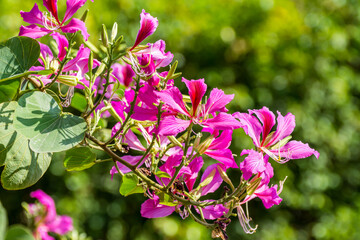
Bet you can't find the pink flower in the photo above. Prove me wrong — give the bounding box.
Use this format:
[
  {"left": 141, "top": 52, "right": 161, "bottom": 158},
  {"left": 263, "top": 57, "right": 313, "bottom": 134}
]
[
  {"left": 131, "top": 10, "right": 159, "bottom": 50},
  {"left": 234, "top": 107, "right": 319, "bottom": 164},
  {"left": 157, "top": 79, "right": 240, "bottom": 136},
  {"left": 19, "top": 0, "right": 93, "bottom": 40},
  {"left": 29, "top": 190, "right": 73, "bottom": 240}
]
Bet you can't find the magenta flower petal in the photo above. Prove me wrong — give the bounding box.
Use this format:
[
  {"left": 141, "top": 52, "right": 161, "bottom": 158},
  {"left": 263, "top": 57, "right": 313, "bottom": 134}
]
[
  {"left": 249, "top": 107, "right": 276, "bottom": 142},
  {"left": 198, "top": 203, "right": 228, "bottom": 220},
  {"left": 46, "top": 215, "right": 73, "bottom": 235},
  {"left": 110, "top": 155, "right": 145, "bottom": 178},
  {"left": 51, "top": 32, "right": 69, "bottom": 61},
  {"left": 20, "top": 4, "right": 44, "bottom": 25},
  {"left": 158, "top": 117, "right": 191, "bottom": 136},
  {"left": 233, "top": 112, "right": 262, "bottom": 147},
  {"left": 204, "top": 88, "right": 234, "bottom": 115},
  {"left": 273, "top": 140, "right": 320, "bottom": 160},
  {"left": 63, "top": 0, "right": 90, "bottom": 23},
  {"left": 199, "top": 164, "right": 225, "bottom": 196},
  {"left": 131, "top": 10, "right": 159, "bottom": 50},
  {"left": 182, "top": 78, "right": 207, "bottom": 116},
  {"left": 240, "top": 149, "right": 267, "bottom": 180},
  {"left": 141, "top": 195, "right": 175, "bottom": 218},
  {"left": 255, "top": 185, "right": 282, "bottom": 209},
  {"left": 203, "top": 112, "right": 241, "bottom": 131},
  {"left": 205, "top": 149, "right": 238, "bottom": 168},
  {"left": 63, "top": 44, "right": 89, "bottom": 71},
  {"left": 208, "top": 130, "right": 232, "bottom": 150},
  {"left": 61, "top": 18, "right": 89, "bottom": 41},
  {"left": 19, "top": 24, "right": 52, "bottom": 39},
  {"left": 124, "top": 130, "right": 146, "bottom": 151},
  {"left": 156, "top": 87, "right": 189, "bottom": 116},
  {"left": 30, "top": 190, "right": 57, "bottom": 222},
  {"left": 268, "top": 112, "right": 295, "bottom": 147}
]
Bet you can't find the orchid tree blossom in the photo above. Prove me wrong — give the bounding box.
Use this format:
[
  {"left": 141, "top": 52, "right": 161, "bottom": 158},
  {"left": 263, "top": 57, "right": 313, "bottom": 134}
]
[
  {"left": 19, "top": 0, "right": 93, "bottom": 40},
  {"left": 28, "top": 190, "right": 73, "bottom": 240},
  {"left": 157, "top": 78, "right": 241, "bottom": 136},
  {"left": 234, "top": 107, "right": 319, "bottom": 164}
]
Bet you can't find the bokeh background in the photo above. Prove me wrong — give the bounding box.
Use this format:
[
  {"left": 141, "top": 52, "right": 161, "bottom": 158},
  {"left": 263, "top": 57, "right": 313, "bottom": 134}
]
[{"left": 1, "top": 0, "right": 360, "bottom": 239}]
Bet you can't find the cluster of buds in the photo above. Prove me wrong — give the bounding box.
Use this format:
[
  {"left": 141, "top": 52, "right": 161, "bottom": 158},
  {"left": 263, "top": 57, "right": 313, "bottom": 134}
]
[{"left": 18, "top": 0, "right": 319, "bottom": 239}]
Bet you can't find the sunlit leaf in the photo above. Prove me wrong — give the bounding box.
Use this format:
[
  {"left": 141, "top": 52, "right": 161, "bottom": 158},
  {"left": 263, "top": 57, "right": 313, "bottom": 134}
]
[
  {"left": 64, "top": 147, "right": 96, "bottom": 171},
  {"left": 14, "top": 91, "right": 87, "bottom": 153},
  {"left": 5, "top": 225, "right": 34, "bottom": 240},
  {"left": 119, "top": 173, "right": 145, "bottom": 196}
]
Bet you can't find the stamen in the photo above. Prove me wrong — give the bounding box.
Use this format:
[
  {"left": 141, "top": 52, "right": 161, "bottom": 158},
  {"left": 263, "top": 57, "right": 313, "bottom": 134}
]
[
  {"left": 42, "top": 12, "right": 60, "bottom": 31},
  {"left": 237, "top": 205, "right": 257, "bottom": 234}
]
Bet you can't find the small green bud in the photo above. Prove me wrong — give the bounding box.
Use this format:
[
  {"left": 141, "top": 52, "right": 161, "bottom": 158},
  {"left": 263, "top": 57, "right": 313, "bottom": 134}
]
[
  {"left": 111, "top": 22, "right": 118, "bottom": 43},
  {"left": 101, "top": 24, "right": 109, "bottom": 47},
  {"left": 57, "top": 75, "right": 79, "bottom": 87},
  {"left": 246, "top": 177, "right": 262, "bottom": 196},
  {"left": 49, "top": 60, "right": 60, "bottom": 73},
  {"left": 80, "top": 9, "right": 89, "bottom": 22},
  {"left": 88, "top": 51, "right": 93, "bottom": 79}
]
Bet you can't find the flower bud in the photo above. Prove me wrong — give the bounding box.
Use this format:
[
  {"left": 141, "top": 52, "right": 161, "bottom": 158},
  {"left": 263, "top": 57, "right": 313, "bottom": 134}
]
[
  {"left": 101, "top": 24, "right": 109, "bottom": 48},
  {"left": 111, "top": 22, "right": 118, "bottom": 43},
  {"left": 57, "top": 75, "right": 79, "bottom": 87},
  {"left": 49, "top": 60, "right": 60, "bottom": 73},
  {"left": 80, "top": 9, "right": 89, "bottom": 22},
  {"left": 246, "top": 177, "right": 262, "bottom": 196}
]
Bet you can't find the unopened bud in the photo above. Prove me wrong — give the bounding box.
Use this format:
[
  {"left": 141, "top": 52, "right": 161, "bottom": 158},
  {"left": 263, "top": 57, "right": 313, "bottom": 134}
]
[
  {"left": 101, "top": 24, "right": 109, "bottom": 47},
  {"left": 49, "top": 60, "right": 60, "bottom": 73},
  {"left": 167, "top": 136, "right": 183, "bottom": 148},
  {"left": 197, "top": 136, "right": 214, "bottom": 155},
  {"left": 80, "top": 9, "right": 89, "bottom": 22},
  {"left": 166, "top": 60, "right": 178, "bottom": 81},
  {"left": 88, "top": 51, "right": 93, "bottom": 79},
  {"left": 246, "top": 177, "right": 262, "bottom": 196},
  {"left": 57, "top": 75, "right": 79, "bottom": 87},
  {"left": 111, "top": 22, "right": 118, "bottom": 43}
]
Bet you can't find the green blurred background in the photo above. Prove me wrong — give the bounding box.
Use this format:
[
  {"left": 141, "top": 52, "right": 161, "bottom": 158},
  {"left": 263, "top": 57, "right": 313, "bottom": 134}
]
[{"left": 1, "top": 0, "right": 360, "bottom": 239}]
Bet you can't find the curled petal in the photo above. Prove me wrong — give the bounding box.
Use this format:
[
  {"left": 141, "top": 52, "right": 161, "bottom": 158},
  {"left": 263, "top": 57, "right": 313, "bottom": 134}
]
[
  {"left": 233, "top": 112, "right": 262, "bottom": 147},
  {"left": 249, "top": 107, "right": 276, "bottom": 142},
  {"left": 43, "top": 0, "right": 60, "bottom": 24},
  {"left": 255, "top": 185, "right": 282, "bottom": 209},
  {"left": 196, "top": 203, "right": 228, "bottom": 220},
  {"left": 61, "top": 18, "right": 89, "bottom": 41},
  {"left": 272, "top": 140, "right": 319, "bottom": 161},
  {"left": 132, "top": 10, "right": 159, "bottom": 50},
  {"left": 20, "top": 4, "right": 44, "bottom": 25},
  {"left": 199, "top": 164, "right": 225, "bottom": 196},
  {"left": 51, "top": 32, "right": 68, "bottom": 61},
  {"left": 205, "top": 149, "right": 238, "bottom": 168},
  {"left": 156, "top": 87, "right": 189, "bottom": 116},
  {"left": 208, "top": 130, "right": 232, "bottom": 150},
  {"left": 19, "top": 25, "right": 52, "bottom": 39},
  {"left": 240, "top": 149, "right": 266, "bottom": 180},
  {"left": 204, "top": 88, "right": 234, "bottom": 115},
  {"left": 141, "top": 195, "right": 175, "bottom": 218}
]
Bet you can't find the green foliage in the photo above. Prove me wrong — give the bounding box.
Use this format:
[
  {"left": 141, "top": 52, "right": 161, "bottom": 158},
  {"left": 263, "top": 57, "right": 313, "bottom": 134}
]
[
  {"left": 64, "top": 147, "right": 96, "bottom": 171},
  {"left": 4, "top": 225, "right": 34, "bottom": 240},
  {"left": 0, "top": 202, "right": 7, "bottom": 240},
  {"left": 0, "top": 102, "right": 52, "bottom": 190},
  {"left": 119, "top": 173, "right": 145, "bottom": 196},
  {"left": 14, "top": 91, "right": 87, "bottom": 153},
  {"left": 0, "top": 36, "right": 40, "bottom": 103}
]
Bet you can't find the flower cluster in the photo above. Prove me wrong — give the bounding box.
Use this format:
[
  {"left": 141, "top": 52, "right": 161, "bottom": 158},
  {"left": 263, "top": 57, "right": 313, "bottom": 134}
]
[
  {"left": 25, "top": 190, "right": 73, "bottom": 240},
  {"left": 18, "top": 0, "right": 319, "bottom": 238}
]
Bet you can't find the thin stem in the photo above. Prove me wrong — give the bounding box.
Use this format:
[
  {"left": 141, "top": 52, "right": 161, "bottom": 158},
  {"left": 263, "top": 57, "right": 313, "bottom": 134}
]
[
  {"left": 105, "top": 76, "right": 141, "bottom": 145},
  {"left": 165, "top": 122, "right": 193, "bottom": 191},
  {"left": 186, "top": 206, "right": 214, "bottom": 228}
]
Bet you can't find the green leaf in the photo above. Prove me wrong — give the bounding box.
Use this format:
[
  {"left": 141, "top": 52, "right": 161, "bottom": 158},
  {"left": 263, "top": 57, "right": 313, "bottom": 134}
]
[
  {"left": 0, "top": 37, "right": 40, "bottom": 104},
  {"left": 0, "top": 36, "right": 40, "bottom": 80},
  {"left": 0, "top": 202, "right": 7, "bottom": 240},
  {"left": 5, "top": 225, "right": 34, "bottom": 240},
  {"left": 154, "top": 170, "right": 172, "bottom": 179},
  {"left": 158, "top": 192, "right": 177, "bottom": 207},
  {"left": 119, "top": 173, "right": 145, "bottom": 196},
  {"left": 0, "top": 80, "right": 20, "bottom": 104},
  {"left": 71, "top": 92, "right": 87, "bottom": 112},
  {"left": 14, "top": 91, "right": 87, "bottom": 153},
  {"left": 0, "top": 102, "right": 52, "bottom": 190},
  {"left": 64, "top": 147, "right": 96, "bottom": 171}
]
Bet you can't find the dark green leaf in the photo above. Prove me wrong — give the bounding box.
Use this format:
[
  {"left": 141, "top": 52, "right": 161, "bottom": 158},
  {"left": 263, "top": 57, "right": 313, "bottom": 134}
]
[
  {"left": 0, "top": 36, "right": 40, "bottom": 80},
  {"left": 119, "top": 173, "right": 144, "bottom": 196},
  {"left": 14, "top": 91, "right": 87, "bottom": 153},
  {"left": 0, "top": 102, "right": 52, "bottom": 190},
  {"left": 0, "top": 202, "right": 7, "bottom": 240},
  {"left": 5, "top": 225, "right": 34, "bottom": 240},
  {"left": 64, "top": 147, "right": 96, "bottom": 171},
  {"left": 71, "top": 92, "right": 87, "bottom": 112}
]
